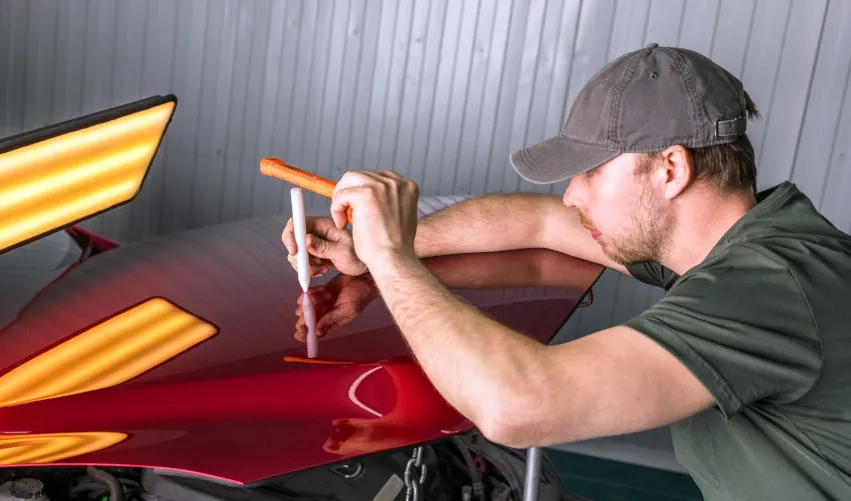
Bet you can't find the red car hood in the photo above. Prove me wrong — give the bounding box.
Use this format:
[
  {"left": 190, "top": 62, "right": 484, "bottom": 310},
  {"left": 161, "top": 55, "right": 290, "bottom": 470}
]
[{"left": 0, "top": 214, "right": 601, "bottom": 485}]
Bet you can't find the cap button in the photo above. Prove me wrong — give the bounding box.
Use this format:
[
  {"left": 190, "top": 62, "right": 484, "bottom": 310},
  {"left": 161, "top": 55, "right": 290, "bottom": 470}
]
[{"left": 645, "top": 43, "right": 659, "bottom": 50}]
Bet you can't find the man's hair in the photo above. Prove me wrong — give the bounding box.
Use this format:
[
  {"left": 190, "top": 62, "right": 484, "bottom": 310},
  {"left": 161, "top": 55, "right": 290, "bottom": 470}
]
[{"left": 638, "top": 91, "right": 761, "bottom": 194}]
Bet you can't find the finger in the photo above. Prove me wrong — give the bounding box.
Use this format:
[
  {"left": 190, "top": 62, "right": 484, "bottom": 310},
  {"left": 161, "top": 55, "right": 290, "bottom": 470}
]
[
  {"left": 377, "top": 169, "right": 406, "bottom": 180},
  {"left": 316, "top": 313, "right": 340, "bottom": 337},
  {"left": 316, "top": 304, "right": 358, "bottom": 336},
  {"left": 330, "top": 186, "right": 368, "bottom": 230},
  {"left": 329, "top": 196, "right": 350, "bottom": 230},
  {"left": 297, "top": 258, "right": 327, "bottom": 276},
  {"left": 294, "top": 325, "right": 307, "bottom": 342},
  {"left": 305, "top": 261, "right": 329, "bottom": 276},
  {"left": 306, "top": 216, "right": 348, "bottom": 241},
  {"left": 330, "top": 172, "right": 381, "bottom": 229},
  {"left": 307, "top": 284, "right": 330, "bottom": 297},
  {"left": 282, "top": 218, "right": 297, "bottom": 255},
  {"left": 305, "top": 234, "right": 337, "bottom": 259}
]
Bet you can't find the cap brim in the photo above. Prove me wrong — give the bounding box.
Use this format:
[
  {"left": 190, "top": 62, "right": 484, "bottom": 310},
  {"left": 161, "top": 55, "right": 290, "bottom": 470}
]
[{"left": 510, "top": 135, "right": 620, "bottom": 184}]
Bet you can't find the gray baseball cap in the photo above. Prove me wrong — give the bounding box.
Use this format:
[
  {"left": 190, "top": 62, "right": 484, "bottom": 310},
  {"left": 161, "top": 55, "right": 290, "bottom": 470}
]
[{"left": 510, "top": 43, "right": 749, "bottom": 184}]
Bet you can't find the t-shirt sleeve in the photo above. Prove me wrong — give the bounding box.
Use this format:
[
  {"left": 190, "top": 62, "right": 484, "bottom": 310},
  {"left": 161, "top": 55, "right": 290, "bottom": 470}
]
[
  {"left": 625, "top": 247, "right": 822, "bottom": 418},
  {"left": 627, "top": 260, "right": 680, "bottom": 290}
]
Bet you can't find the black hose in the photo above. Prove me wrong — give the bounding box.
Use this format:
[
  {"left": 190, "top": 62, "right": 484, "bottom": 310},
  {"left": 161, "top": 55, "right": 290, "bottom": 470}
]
[
  {"left": 86, "top": 467, "right": 124, "bottom": 501},
  {"left": 453, "top": 437, "right": 485, "bottom": 501}
]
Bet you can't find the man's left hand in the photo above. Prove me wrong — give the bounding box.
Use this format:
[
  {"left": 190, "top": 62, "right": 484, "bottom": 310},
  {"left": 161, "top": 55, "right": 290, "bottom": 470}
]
[{"left": 330, "top": 170, "right": 420, "bottom": 271}]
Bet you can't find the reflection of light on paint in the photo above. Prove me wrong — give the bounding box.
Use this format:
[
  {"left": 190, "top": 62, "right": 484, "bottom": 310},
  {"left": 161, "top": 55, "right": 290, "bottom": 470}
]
[
  {"left": 0, "top": 432, "right": 127, "bottom": 464},
  {"left": 347, "top": 366, "right": 384, "bottom": 418},
  {"left": 0, "top": 297, "right": 217, "bottom": 408},
  {"left": 0, "top": 100, "right": 174, "bottom": 252}
]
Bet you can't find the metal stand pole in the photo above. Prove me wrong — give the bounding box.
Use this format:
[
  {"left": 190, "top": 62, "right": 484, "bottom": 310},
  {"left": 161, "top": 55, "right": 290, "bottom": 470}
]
[{"left": 523, "top": 446, "right": 542, "bottom": 501}]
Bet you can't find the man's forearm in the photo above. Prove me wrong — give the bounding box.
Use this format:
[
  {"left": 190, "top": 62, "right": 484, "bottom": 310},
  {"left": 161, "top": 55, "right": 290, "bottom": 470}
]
[
  {"left": 370, "top": 254, "right": 545, "bottom": 434},
  {"left": 414, "top": 193, "right": 562, "bottom": 258}
]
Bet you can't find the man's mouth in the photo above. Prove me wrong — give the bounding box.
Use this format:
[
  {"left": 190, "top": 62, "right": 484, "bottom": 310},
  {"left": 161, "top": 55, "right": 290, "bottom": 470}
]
[
  {"left": 583, "top": 224, "right": 601, "bottom": 240},
  {"left": 579, "top": 213, "right": 601, "bottom": 240}
]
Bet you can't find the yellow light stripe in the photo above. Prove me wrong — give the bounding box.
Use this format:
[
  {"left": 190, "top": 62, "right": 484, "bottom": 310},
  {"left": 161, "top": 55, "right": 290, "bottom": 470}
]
[
  {"left": 0, "top": 432, "right": 127, "bottom": 464},
  {"left": 0, "top": 105, "right": 173, "bottom": 180},
  {"left": 52, "top": 313, "right": 200, "bottom": 396},
  {"left": 0, "top": 100, "right": 174, "bottom": 252},
  {"left": 0, "top": 179, "right": 140, "bottom": 251},
  {"left": 15, "top": 299, "right": 180, "bottom": 396},
  {"left": 0, "top": 143, "right": 154, "bottom": 210},
  {"left": 0, "top": 298, "right": 217, "bottom": 408}
]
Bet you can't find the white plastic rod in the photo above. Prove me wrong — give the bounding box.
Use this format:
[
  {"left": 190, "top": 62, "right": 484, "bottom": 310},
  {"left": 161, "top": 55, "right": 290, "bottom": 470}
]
[
  {"left": 303, "top": 293, "right": 318, "bottom": 359},
  {"left": 291, "top": 187, "right": 310, "bottom": 292},
  {"left": 291, "top": 187, "right": 318, "bottom": 358}
]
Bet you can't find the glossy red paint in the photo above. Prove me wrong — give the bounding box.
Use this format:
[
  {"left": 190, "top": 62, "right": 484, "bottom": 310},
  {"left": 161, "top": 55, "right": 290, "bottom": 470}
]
[
  {"left": 0, "top": 214, "right": 603, "bottom": 485},
  {"left": 65, "top": 225, "right": 121, "bottom": 254}
]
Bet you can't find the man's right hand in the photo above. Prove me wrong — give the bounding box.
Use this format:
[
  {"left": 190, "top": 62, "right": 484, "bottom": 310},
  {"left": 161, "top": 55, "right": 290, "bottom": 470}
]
[{"left": 282, "top": 216, "right": 368, "bottom": 277}]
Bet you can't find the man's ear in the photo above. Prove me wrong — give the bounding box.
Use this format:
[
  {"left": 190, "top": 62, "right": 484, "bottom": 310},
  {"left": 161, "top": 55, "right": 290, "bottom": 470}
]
[{"left": 659, "top": 145, "right": 692, "bottom": 200}]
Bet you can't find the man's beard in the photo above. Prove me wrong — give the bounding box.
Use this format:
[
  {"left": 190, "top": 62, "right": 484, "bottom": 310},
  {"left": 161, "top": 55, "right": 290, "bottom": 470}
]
[{"left": 596, "top": 178, "right": 674, "bottom": 266}]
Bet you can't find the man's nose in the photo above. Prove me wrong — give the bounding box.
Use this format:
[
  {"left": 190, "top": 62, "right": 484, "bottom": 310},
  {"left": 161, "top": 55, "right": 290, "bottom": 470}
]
[{"left": 562, "top": 177, "right": 583, "bottom": 208}]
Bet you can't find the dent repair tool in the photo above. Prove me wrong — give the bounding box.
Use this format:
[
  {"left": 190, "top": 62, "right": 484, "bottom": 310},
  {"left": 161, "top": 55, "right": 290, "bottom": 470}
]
[
  {"left": 290, "top": 187, "right": 318, "bottom": 359},
  {"left": 260, "top": 158, "right": 353, "bottom": 224}
]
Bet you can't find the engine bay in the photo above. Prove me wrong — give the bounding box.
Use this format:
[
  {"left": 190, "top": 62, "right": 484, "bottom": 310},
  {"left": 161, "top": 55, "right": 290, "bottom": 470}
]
[{"left": 0, "top": 433, "right": 584, "bottom": 501}]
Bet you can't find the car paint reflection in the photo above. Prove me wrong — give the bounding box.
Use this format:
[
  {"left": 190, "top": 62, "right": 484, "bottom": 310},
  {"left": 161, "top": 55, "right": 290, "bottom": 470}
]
[
  {"left": 323, "top": 358, "right": 466, "bottom": 457},
  {"left": 0, "top": 432, "right": 127, "bottom": 464},
  {"left": 0, "top": 297, "right": 217, "bottom": 408}
]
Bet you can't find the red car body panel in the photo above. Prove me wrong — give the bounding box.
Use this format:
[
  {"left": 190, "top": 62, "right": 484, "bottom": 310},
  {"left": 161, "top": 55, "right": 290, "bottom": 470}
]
[{"left": 0, "top": 214, "right": 602, "bottom": 485}]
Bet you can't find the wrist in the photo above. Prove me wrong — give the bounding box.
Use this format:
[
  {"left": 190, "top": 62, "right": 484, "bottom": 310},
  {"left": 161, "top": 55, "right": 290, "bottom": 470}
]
[
  {"left": 413, "top": 221, "right": 440, "bottom": 258},
  {"left": 366, "top": 249, "right": 421, "bottom": 283}
]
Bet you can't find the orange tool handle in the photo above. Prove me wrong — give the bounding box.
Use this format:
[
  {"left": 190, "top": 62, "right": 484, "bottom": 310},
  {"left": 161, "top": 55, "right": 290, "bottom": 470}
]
[{"left": 260, "top": 158, "right": 352, "bottom": 224}]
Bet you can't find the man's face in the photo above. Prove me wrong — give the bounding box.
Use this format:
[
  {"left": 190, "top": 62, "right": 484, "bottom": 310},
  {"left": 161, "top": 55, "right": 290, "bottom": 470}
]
[{"left": 562, "top": 153, "right": 674, "bottom": 266}]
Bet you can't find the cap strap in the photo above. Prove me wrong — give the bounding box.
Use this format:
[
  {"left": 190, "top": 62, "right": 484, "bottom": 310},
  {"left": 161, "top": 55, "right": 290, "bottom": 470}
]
[{"left": 715, "top": 116, "right": 747, "bottom": 138}]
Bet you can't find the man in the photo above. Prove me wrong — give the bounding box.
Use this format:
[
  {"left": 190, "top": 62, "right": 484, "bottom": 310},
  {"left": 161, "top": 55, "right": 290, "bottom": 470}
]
[{"left": 283, "top": 44, "right": 851, "bottom": 500}]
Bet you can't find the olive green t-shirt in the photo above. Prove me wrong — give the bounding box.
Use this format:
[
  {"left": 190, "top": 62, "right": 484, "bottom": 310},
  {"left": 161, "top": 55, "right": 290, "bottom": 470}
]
[{"left": 625, "top": 181, "right": 851, "bottom": 501}]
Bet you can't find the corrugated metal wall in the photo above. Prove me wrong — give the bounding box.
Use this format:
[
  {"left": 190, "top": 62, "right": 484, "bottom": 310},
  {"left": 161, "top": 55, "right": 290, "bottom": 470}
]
[
  {"left": 2, "top": 0, "right": 850, "bottom": 466},
  {"left": 5, "top": 0, "right": 847, "bottom": 336}
]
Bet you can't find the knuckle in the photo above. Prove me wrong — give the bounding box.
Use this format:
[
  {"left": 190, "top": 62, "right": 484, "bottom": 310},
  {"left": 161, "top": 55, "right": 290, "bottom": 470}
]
[{"left": 346, "top": 171, "right": 370, "bottom": 185}]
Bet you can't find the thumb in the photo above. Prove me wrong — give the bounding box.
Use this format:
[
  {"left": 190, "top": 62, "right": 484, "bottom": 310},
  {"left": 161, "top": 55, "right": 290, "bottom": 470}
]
[{"left": 305, "top": 234, "right": 336, "bottom": 258}]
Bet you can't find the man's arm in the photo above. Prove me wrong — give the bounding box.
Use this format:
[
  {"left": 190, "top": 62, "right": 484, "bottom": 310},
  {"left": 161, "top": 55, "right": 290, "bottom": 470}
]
[
  {"left": 328, "top": 170, "right": 711, "bottom": 448},
  {"left": 372, "top": 255, "right": 713, "bottom": 448},
  {"left": 285, "top": 192, "right": 631, "bottom": 277},
  {"left": 415, "top": 192, "right": 631, "bottom": 276},
  {"left": 413, "top": 193, "right": 554, "bottom": 257}
]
